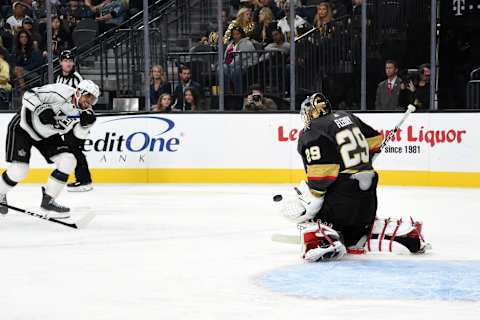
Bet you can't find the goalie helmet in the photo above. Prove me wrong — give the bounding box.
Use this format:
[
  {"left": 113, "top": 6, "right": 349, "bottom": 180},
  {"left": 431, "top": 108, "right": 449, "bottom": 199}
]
[
  {"left": 300, "top": 93, "right": 332, "bottom": 128},
  {"left": 75, "top": 79, "right": 100, "bottom": 107}
]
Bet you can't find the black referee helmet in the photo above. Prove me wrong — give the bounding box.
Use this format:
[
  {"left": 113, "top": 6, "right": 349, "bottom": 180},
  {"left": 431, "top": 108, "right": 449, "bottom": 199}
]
[{"left": 60, "top": 50, "right": 74, "bottom": 61}]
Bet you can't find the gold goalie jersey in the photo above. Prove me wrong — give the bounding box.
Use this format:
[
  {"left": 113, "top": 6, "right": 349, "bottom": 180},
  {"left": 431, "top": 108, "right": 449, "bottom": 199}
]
[{"left": 297, "top": 110, "right": 383, "bottom": 193}]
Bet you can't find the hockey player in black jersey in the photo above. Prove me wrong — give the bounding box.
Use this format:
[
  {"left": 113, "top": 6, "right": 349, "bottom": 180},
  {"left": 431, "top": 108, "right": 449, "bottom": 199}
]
[
  {"left": 0, "top": 80, "right": 99, "bottom": 218},
  {"left": 278, "top": 93, "right": 428, "bottom": 262}
]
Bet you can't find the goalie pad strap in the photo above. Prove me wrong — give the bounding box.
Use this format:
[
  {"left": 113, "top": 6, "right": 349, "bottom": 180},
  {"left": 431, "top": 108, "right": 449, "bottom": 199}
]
[
  {"left": 378, "top": 218, "right": 389, "bottom": 252},
  {"left": 367, "top": 223, "right": 374, "bottom": 252},
  {"left": 389, "top": 219, "right": 402, "bottom": 252}
]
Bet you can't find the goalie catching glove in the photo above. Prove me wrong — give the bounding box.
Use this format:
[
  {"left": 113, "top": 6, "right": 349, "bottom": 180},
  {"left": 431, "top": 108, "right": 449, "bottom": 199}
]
[{"left": 278, "top": 180, "right": 324, "bottom": 224}]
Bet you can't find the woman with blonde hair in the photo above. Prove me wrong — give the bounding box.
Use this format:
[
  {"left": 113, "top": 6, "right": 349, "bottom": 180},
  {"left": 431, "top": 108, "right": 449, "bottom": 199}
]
[
  {"left": 153, "top": 93, "right": 173, "bottom": 112},
  {"left": 223, "top": 7, "right": 256, "bottom": 44},
  {"left": 254, "top": 7, "right": 277, "bottom": 44},
  {"left": 150, "top": 65, "right": 172, "bottom": 107},
  {"left": 313, "top": 2, "right": 333, "bottom": 30}
]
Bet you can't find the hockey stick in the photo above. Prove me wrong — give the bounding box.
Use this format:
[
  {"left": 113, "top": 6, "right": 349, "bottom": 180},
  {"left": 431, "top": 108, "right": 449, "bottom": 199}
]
[
  {"left": 0, "top": 203, "right": 95, "bottom": 229},
  {"left": 379, "top": 104, "right": 416, "bottom": 151},
  {"left": 56, "top": 110, "right": 160, "bottom": 120}
]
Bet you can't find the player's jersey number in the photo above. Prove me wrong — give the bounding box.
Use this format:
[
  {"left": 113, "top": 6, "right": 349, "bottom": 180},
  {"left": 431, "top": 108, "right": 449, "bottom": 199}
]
[
  {"left": 305, "top": 146, "right": 321, "bottom": 163},
  {"left": 335, "top": 127, "right": 369, "bottom": 168}
]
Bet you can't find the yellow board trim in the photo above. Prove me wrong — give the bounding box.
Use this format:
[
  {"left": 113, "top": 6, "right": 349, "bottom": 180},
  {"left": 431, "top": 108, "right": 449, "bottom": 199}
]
[{"left": 2, "top": 168, "right": 480, "bottom": 188}]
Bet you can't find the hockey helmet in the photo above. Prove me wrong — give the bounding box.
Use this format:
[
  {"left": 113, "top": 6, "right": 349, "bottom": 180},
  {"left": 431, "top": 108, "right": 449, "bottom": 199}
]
[
  {"left": 300, "top": 92, "right": 332, "bottom": 128},
  {"left": 75, "top": 79, "right": 100, "bottom": 108},
  {"left": 60, "top": 50, "right": 74, "bottom": 61}
]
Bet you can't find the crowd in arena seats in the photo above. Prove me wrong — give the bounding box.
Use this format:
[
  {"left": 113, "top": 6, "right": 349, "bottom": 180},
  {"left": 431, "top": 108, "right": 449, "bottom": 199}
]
[
  {"left": 0, "top": 0, "right": 133, "bottom": 104},
  {"left": 146, "top": 0, "right": 359, "bottom": 111}
]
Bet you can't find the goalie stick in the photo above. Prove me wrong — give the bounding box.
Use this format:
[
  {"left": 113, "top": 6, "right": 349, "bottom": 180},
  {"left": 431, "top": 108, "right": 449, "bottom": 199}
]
[
  {"left": 379, "top": 104, "right": 416, "bottom": 151},
  {"left": 272, "top": 105, "right": 417, "bottom": 245},
  {"left": 0, "top": 203, "right": 95, "bottom": 229}
]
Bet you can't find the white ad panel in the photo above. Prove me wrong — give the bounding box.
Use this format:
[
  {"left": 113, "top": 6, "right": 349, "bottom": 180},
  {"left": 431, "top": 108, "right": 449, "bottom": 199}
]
[{"left": 0, "top": 112, "right": 478, "bottom": 173}]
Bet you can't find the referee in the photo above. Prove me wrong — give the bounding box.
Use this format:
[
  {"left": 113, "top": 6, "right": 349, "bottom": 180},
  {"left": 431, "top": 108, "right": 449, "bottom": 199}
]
[{"left": 56, "top": 50, "right": 93, "bottom": 192}]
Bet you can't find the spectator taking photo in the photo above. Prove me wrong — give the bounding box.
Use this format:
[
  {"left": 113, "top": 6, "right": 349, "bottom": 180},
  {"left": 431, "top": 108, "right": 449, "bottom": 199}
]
[{"left": 243, "top": 84, "right": 277, "bottom": 111}]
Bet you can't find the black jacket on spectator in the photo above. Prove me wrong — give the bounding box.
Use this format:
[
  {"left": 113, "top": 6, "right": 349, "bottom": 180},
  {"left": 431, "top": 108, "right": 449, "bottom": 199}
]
[
  {"left": 414, "top": 83, "right": 430, "bottom": 109},
  {"left": 15, "top": 48, "right": 42, "bottom": 71},
  {"left": 150, "top": 82, "right": 172, "bottom": 106},
  {"left": 253, "top": 21, "right": 277, "bottom": 45},
  {"left": 173, "top": 80, "right": 202, "bottom": 110},
  {"left": 0, "top": 28, "right": 13, "bottom": 52},
  {"left": 48, "top": 29, "right": 72, "bottom": 56}
]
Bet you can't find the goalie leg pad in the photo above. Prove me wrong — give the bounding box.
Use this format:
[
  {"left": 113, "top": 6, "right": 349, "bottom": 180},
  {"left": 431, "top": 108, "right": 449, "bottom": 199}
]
[
  {"left": 367, "top": 217, "right": 428, "bottom": 254},
  {"left": 301, "top": 221, "right": 347, "bottom": 262}
]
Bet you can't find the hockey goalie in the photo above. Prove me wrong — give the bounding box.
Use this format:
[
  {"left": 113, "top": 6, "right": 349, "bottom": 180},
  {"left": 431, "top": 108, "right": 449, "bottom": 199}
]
[{"left": 277, "top": 93, "right": 429, "bottom": 262}]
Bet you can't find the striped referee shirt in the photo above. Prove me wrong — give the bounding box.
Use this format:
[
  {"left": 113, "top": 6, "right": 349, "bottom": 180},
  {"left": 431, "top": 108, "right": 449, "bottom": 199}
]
[{"left": 55, "top": 71, "right": 83, "bottom": 89}]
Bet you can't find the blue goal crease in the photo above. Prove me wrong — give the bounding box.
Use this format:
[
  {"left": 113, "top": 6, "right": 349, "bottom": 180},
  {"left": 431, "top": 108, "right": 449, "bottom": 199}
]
[{"left": 257, "top": 260, "right": 480, "bottom": 301}]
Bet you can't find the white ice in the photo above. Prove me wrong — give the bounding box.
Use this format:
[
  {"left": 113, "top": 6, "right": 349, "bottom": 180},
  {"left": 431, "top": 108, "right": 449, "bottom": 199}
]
[{"left": 1, "top": 184, "right": 479, "bottom": 319}]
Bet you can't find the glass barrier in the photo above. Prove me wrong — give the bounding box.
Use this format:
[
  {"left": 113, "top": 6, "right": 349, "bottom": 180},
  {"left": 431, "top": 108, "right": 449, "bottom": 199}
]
[{"left": 2, "top": 0, "right": 479, "bottom": 112}]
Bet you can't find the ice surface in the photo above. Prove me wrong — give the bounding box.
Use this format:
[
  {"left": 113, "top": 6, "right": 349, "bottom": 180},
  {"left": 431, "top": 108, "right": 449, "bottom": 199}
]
[{"left": 1, "top": 184, "right": 479, "bottom": 319}]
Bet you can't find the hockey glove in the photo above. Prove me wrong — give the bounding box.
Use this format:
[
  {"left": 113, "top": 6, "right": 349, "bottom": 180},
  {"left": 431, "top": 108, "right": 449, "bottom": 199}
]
[
  {"left": 278, "top": 181, "right": 324, "bottom": 224},
  {"left": 37, "top": 107, "right": 57, "bottom": 125},
  {"left": 80, "top": 109, "right": 96, "bottom": 127}
]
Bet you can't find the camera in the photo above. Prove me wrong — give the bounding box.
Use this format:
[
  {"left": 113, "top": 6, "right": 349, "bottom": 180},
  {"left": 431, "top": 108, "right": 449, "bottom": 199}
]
[
  {"left": 399, "top": 69, "right": 417, "bottom": 86},
  {"left": 252, "top": 94, "right": 262, "bottom": 102}
]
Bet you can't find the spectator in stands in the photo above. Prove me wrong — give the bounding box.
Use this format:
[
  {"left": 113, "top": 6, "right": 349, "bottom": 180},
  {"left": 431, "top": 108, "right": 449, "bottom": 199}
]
[
  {"left": 14, "top": 30, "right": 43, "bottom": 91},
  {"left": 44, "top": 16, "right": 72, "bottom": 57},
  {"left": 150, "top": 65, "right": 172, "bottom": 107},
  {"left": 189, "top": 35, "right": 212, "bottom": 53},
  {"left": 182, "top": 87, "right": 203, "bottom": 111},
  {"left": 7, "top": 2, "right": 31, "bottom": 34},
  {"left": 330, "top": 0, "right": 349, "bottom": 19},
  {"left": 95, "top": 0, "right": 127, "bottom": 34},
  {"left": 22, "top": 17, "right": 42, "bottom": 51},
  {"left": 31, "top": 0, "right": 49, "bottom": 34},
  {"left": 313, "top": 2, "right": 332, "bottom": 35},
  {"left": 412, "top": 63, "right": 431, "bottom": 109},
  {"left": 243, "top": 83, "right": 277, "bottom": 111},
  {"left": 253, "top": 7, "right": 277, "bottom": 45},
  {"left": 208, "top": 7, "right": 230, "bottom": 36},
  {"left": 222, "top": 7, "right": 231, "bottom": 30},
  {"left": 253, "top": 0, "right": 284, "bottom": 24},
  {"left": 375, "top": 60, "right": 402, "bottom": 110},
  {"left": 0, "top": 47, "right": 11, "bottom": 106},
  {"left": 84, "top": 0, "right": 104, "bottom": 14},
  {"left": 264, "top": 28, "right": 289, "bottom": 54},
  {"left": 0, "top": 17, "right": 14, "bottom": 52},
  {"left": 223, "top": 7, "right": 256, "bottom": 44},
  {"left": 276, "top": 1, "right": 309, "bottom": 41},
  {"left": 153, "top": 93, "right": 172, "bottom": 112},
  {"left": 173, "top": 65, "right": 202, "bottom": 110},
  {"left": 64, "top": 0, "right": 87, "bottom": 32},
  {"left": 223, "top": 26, "right": 257, "bottom": 94}
]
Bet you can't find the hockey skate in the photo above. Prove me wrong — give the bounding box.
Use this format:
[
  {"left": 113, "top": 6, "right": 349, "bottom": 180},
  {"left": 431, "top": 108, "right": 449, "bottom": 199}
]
[
  {"left": 0, "top": 193, "right": 7, "bottom": 214},
  {"left": 67, "top": 181, "right": 93, "bottom": 192},
  {"left": 41, "top": 187, "right": 70, "bottom": 219}
]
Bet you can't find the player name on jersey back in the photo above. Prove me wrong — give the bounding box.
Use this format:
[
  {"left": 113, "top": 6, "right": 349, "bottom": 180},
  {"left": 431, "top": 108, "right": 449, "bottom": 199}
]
[{"left": 333, "top": 115, "right": 353, "bottom": 129}]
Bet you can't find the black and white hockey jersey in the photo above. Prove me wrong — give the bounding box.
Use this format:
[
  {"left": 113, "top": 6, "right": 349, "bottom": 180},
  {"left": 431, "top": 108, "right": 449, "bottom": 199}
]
[
  {"left": 20, "top": 83, "right": 79, "bottom": 141},
  {"left": 55, "top": 71, "right": 83, "bottom": 89},
  {"left": 297, "top": 110, "right": 383, "bottom": 193}
]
